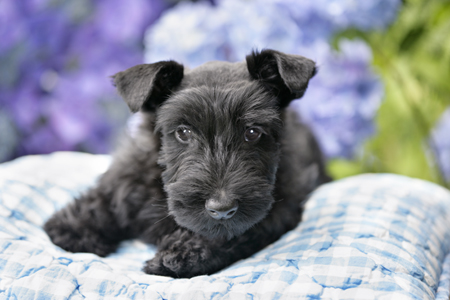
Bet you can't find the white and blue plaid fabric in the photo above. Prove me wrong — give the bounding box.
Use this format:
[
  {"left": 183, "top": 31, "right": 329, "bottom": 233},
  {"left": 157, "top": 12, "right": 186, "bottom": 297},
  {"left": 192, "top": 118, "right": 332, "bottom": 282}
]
[{"left": 1, "top": 152, "right": 450, "bottom": 299}]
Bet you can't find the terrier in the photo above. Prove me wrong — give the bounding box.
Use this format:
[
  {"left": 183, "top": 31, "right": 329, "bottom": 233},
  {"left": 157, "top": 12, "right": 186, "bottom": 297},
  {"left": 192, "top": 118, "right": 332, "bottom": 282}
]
[{"left": 44, "top": 49, "right": 330, "bottom": 278}]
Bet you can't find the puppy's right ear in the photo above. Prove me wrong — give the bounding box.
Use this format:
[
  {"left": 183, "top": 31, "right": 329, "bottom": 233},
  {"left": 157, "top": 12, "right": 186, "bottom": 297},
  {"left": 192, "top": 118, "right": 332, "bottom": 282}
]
[
  {"left": 112, "top": 61, "right": 184, "bottom": 113},
  {"left": 246, "top": 49, "right": 316, "bottom": 108}
]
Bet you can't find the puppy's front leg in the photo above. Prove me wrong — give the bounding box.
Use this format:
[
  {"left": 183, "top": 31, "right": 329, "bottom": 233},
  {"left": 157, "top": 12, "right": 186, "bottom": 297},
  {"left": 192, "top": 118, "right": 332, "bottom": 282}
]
[
  {"left": 44, "top": 186, "right": 127, "bottom": 257},
  {"left": 144, "top": 224, "right": 288, "bottom": 278},
  {"left": 144, "top": 199, "right": 302, "bottom": 278},
  {"left": 144, "top": 228, "right": 226, "bottom": 278}
]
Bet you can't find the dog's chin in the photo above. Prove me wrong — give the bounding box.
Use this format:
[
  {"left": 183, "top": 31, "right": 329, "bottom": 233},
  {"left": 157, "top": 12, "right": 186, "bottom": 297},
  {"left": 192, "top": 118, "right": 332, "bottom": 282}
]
[
  {"left": 169, "top": 204, "right": 272, "bottom": 241},
  {"left": 173, "top": 215, "right": 258, "bottom": 240},
  {"left": 194, "top": 220, "right": 251, "bottom": 241}
]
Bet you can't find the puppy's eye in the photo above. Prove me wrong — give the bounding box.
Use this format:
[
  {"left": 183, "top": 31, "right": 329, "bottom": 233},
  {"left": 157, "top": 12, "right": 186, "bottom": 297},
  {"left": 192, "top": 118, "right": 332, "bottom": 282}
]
[
  {"left": 175, "top": 126, "right": 192, "bottom": 143},
  {"left": 244, "top": 127, "right": 263, "bottom": 142}
]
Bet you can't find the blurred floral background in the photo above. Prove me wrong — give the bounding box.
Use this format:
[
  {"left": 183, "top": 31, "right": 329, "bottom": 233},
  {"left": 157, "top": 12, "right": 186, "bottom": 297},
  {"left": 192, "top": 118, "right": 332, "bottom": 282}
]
[{"left": 0, "top": 0, "right": 449, "bottom": 188}]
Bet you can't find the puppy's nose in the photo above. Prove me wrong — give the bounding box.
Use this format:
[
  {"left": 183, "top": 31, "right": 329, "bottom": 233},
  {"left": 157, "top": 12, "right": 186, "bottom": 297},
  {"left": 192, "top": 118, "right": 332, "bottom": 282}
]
[{"left": 205, "top": 198, "right": 238, "bottom": 220}]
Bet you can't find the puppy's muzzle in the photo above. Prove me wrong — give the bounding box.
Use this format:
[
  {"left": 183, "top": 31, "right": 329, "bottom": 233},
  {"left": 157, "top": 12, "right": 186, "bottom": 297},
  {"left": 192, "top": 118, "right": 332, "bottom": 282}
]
[{"left": 205, "top": 198, "right": 238, "bottom": 220}]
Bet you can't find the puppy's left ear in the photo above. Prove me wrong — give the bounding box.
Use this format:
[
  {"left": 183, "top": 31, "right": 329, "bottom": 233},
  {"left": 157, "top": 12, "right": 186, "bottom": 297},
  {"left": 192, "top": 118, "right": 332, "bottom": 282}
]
[
  {"left": 246, "top": 49, "right": 317, "bottom": 108},
  {"left": 112, "top": 61, "right": 184, "bottom": 113}
]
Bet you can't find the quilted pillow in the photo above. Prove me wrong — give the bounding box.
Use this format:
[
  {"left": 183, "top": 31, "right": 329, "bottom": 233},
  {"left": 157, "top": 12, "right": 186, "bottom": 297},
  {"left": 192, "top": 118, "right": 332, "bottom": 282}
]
[{"left": 1, "top": 152, "right": 450, "bottom": 299}]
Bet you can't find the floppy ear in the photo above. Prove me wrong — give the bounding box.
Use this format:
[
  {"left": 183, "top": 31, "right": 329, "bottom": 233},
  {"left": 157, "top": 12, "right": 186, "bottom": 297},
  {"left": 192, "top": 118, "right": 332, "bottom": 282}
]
[
  {"left": 112, "top": 61, "right": 184, "bottom": 113},
  {"left": 246, "top": 49, "right": 317, "bottom": 108}
]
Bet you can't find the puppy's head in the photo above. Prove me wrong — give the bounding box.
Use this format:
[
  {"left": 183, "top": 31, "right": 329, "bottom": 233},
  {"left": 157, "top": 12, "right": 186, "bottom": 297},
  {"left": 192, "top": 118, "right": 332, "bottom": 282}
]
[{"left": 113, "top": 50, "right": 316, "bottom": 240}]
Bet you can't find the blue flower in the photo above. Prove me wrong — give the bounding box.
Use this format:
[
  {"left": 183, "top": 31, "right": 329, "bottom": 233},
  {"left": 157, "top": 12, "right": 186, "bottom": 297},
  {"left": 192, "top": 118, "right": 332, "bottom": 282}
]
[{"left": 322, "top": 0, "right": 401, "bottom": 30}]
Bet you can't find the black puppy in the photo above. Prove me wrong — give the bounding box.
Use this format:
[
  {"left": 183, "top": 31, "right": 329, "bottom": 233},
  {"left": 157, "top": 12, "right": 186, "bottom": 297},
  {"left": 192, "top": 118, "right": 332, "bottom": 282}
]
[{"left": 44, "top": 49, "right": 330, "bottom": 278}]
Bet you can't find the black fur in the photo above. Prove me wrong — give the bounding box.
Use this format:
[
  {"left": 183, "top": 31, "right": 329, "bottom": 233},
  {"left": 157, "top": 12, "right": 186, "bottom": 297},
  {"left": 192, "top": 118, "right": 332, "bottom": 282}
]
[{"left": 44, "top": 49, "right": 330, "bottom": 278}]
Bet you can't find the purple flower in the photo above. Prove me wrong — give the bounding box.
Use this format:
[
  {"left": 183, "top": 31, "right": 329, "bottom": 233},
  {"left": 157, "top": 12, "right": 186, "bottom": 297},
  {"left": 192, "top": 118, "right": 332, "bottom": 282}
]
[
  {"left": 292, "top": 40, "right": 383, "bottom": 158},
  {"left": 0, "top": 1, "right": 27, "bottom": 53},
  {"left": 430, "top": 108, "right": 450, "bottom": 182},
  {"left": 0, "top": 0, "right": 170, "bottom": 162}
]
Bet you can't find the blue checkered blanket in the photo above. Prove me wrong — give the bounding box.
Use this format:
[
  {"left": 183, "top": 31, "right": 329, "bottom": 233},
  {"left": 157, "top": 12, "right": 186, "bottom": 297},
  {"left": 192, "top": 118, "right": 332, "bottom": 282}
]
[{"left": 1, "top": 152, "right": 450, "bottom": 299}]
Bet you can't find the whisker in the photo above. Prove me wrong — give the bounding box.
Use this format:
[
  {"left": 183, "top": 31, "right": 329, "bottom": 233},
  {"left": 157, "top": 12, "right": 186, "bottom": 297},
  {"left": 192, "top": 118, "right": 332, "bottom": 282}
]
[
  {"left": 151, "top": 204, "right": 167, "bottom": 208},
  {"left": 153, "top": 214, "right": 171, "bottom": 225}
]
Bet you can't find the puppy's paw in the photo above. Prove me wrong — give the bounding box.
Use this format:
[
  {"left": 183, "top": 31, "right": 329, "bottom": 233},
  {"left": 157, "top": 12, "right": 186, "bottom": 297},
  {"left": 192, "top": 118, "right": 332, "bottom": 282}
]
[
  {"left": 143, "top": 248, "right": 210, "bottom": 278},
  {"left": 143, "top": 230, "right": 214, "bottom": 278},
  {"left": 44, "top": 214, "right": 118, "bottom": 257},
  {"left": 143, "top": 252, "right": 177, "bottom": 277}
]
